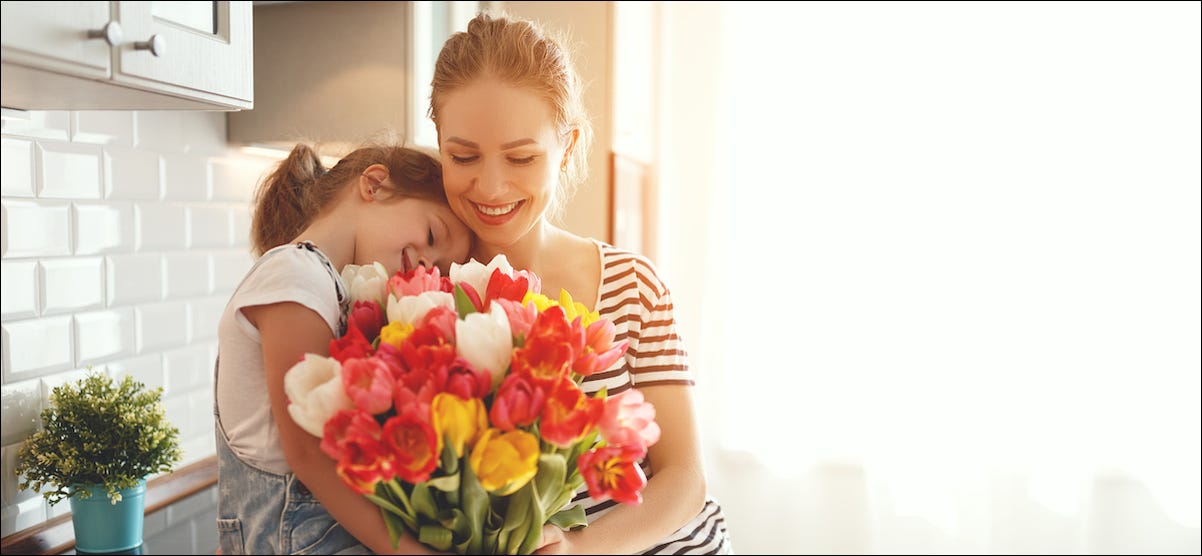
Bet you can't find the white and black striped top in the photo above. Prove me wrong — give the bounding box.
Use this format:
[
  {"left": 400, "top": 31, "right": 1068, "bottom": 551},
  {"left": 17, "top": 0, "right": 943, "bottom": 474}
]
[{"left": 565, "top": 241, "right": 733, "bottom": 555}]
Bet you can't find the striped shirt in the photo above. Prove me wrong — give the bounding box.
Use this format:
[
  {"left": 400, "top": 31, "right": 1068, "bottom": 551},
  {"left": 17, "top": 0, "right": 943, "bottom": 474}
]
[{"left": 566, "top": 240, "right": 733, "bottom": 555}]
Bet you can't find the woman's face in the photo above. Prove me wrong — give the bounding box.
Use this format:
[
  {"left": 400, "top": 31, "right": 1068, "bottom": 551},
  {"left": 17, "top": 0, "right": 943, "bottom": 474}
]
[
  {"left": 358, "top": 196, "right": 471, "bottom": 276},
  {"left": 436, "top": 77, "right": 568, "bottom": 249}
]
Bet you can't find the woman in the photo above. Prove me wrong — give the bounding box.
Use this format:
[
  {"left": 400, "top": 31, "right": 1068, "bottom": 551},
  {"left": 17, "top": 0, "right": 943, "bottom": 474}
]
[{"left": 429, "top": 12, "right": 733, "bottom": 555}]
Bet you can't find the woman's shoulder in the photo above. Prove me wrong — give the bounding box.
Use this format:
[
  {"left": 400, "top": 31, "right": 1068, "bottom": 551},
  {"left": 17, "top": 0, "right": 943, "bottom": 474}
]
[{"left": 592, "top": 239, "right": 671, "bottom": 299}]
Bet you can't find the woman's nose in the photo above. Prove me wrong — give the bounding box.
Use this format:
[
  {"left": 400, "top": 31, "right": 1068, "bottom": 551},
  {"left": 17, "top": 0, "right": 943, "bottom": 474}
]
[{"left": 473, "top": 159, "right": 508, "bottom": 200}]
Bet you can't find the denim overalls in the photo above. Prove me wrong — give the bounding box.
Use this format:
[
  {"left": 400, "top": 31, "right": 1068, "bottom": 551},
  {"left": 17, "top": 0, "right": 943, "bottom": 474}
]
[{"left": 214, "top": 242, "right": 370, "bottom": 555}]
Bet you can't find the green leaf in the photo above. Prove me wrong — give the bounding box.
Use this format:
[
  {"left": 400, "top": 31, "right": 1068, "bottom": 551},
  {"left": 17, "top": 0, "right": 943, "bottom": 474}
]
[
  {"left": 440, "top": 437, "right": 460, "bottom": 475},
  {"left": 454, "top": 285, "right": 478, "bottom": 318},
  {"left": 500, "top": 482, "right": 531, "bottom": 533},
  {"left": 534, "top": 453, "right": 567, "bottom": 512},
  {"left": 411, "top": 483, "right": 440, "bottom": 521},
  {"left": 386, "top": 480, "right": 416, "bottom": 516},
  {"left": 419, "top": 524, "right": 454, "bottom": 552},
  {"left": 426, "top": 472, "right": 461, "bottom": 492},
  {"left": 548, "top": 504, "right": 588, "bottom": 530},
  {"left": 365, "top": 493, "right": 407, "bottom": 518},
  {"left": 380, "top": 508, "right": 406, "bottom": 549},
  {"left": 484, "top": 523, "right": 504, "bottom": 555},
  {"left": 460, "top": 454, "right": 489, "bottom": 555},
  {"left": 517, "top": 478, "right": 547, "bottom": 555}
]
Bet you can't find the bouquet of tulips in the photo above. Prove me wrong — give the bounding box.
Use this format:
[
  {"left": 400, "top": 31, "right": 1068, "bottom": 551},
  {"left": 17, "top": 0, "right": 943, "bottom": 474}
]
[{"left": 283, "top": 255, "right": 661, "bottom": 554}]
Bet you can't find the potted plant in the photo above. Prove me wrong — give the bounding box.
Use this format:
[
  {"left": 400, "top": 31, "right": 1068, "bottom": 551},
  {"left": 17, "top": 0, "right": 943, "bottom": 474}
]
[{"left": 15, "top": 372, "right": 183, "bottom": 554}]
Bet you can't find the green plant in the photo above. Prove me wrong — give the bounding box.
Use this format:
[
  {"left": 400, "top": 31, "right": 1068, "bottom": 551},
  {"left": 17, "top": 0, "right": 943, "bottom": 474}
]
[{"left": 15, "top": 372, "right": 183, "bottom": 505}]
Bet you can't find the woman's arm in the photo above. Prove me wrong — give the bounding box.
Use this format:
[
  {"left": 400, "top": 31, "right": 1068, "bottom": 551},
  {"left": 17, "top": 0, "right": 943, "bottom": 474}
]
[
  {"left": 537, "top": 383, "right": 708, "bottom": 555},
  {"left": 249, "top": 301, "right": 442, "bottom": 555}
]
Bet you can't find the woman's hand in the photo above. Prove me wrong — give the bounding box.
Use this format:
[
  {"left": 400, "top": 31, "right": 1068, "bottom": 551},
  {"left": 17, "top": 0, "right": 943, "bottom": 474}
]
[{"left": 533, "top": 525, "right": 570, "bottom": 555}]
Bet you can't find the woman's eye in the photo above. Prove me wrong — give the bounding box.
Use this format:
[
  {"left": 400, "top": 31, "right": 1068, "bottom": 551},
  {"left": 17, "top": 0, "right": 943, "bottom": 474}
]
[
  {"left": 450, "top": 154, "right": 478, "bottom": 164},
  {"left": 427, "top": 227, "right": 435, "bottom": 246},
  {"left": 508, "top": 156, "right": 536, "bottom": 165}
]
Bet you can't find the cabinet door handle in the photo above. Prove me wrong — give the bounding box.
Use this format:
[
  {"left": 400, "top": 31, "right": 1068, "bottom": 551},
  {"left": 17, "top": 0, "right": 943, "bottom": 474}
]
[
  {"left": 87, "top": 21, "right": 123, "bottom": 46},
  {"left": 133, "top": 35, "right": 166, "bottom": 57}
]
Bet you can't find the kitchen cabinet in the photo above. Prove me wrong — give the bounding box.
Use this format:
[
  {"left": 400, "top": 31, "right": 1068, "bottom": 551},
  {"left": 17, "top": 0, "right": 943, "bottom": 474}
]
[
  {"left": 226, "top": 0, "right": 486, "bottom": 151},
  {"left": 1, "top": 1, "right": 253, "bottom": 111}
]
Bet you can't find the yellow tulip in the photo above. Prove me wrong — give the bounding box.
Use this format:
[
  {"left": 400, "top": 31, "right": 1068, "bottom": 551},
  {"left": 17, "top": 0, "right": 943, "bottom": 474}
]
[
  {"left": 558, "top": 289, "right": 599, "bottom": 328},
  {"left": 469, "top": 428, "right": 539, "bottom": 495},
  {"left": 522, "top": 292, "right": 557, "bottom": 312},
  {"left": 378, "top": 321, "right": 415, "bottom": 349},
  {"left": 431, "top": 393, "right": 487, "bottom": 457}
]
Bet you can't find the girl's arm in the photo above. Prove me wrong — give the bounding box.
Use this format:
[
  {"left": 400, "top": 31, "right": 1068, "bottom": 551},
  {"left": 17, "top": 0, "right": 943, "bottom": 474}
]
[
  {"left": 248, "top": 301, "right": 442, "bottom": 555},
  {"left": 537, "top": 383, "right": 708, "bottom": 555}
]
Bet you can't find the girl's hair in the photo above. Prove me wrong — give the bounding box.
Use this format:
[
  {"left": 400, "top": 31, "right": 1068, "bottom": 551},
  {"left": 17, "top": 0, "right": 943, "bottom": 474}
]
[
  {"left": 429, "top": 11, "right": 593, "bottom": 220},
  {"left": 250, "top": 143, "right": 446, "bottom": 256}
]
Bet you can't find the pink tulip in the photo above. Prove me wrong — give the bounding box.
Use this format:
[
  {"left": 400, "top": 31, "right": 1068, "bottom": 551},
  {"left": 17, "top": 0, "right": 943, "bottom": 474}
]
[{"left": 597, "top": 389, "right": 660, "bottom": 452}]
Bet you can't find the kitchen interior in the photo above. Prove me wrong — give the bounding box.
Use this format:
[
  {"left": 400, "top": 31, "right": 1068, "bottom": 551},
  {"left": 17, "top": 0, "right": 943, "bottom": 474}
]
[{"left": 1, "top": 1, "right": 635, "bottom": 553}]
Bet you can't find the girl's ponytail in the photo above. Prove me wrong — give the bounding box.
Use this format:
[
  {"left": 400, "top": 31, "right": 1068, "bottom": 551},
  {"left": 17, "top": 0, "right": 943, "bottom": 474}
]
[{"left": 250, "top": 144, "right": 326, "bottom": 256}]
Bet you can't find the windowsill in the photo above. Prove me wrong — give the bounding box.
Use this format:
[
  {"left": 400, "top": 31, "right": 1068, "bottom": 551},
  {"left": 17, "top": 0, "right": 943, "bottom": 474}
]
[{"left": 0, "top": 457, "right": 218, "bottom": 555}]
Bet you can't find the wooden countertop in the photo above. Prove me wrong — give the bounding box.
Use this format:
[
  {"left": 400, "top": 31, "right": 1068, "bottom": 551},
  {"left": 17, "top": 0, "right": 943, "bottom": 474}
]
[{"left": 0, "top": 456, "right": 217, "bottom": 555}]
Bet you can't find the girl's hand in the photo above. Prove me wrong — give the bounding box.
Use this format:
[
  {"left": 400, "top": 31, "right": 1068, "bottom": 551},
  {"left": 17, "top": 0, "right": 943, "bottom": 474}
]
[{"left": 533, "top": 524, "right": 569, "bottom": 555}]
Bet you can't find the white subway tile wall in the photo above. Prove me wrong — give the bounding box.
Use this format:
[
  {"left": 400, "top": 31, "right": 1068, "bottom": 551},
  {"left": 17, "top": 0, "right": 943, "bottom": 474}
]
[{"left": 0, "top": 110, "right": 274, "bottom": 538}]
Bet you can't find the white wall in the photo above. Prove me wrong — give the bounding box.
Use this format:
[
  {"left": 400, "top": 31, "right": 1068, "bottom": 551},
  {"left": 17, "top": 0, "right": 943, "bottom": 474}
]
[{"left": 0, "top": 109, "right": 274, "bottom": 537}]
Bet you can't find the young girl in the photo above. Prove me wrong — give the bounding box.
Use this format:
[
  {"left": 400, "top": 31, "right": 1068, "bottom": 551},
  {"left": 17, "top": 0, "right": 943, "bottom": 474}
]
[
  {"left": 430, "top": 12, "right": 733, "bottom": 555},
  {"left": 215, "top": 143, "right": 471, "bottom": 554}
]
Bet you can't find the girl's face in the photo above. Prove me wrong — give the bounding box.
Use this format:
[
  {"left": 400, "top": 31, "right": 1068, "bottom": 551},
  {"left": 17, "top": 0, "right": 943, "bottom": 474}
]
[
  {"left": 357, "top": 196, "right": 471, "bottom": 276},
  {"left": 436, "top": 77, "right": 569, "bottom": 249}
]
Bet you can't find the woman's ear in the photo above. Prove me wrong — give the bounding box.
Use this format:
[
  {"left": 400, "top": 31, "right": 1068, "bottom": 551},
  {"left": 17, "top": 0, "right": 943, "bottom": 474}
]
[
  {"left": 561, "top": 129, "right": 580, "bottom": 172},
  {"left": 358, "top": 164, "right": 390, "bottom": 201}
]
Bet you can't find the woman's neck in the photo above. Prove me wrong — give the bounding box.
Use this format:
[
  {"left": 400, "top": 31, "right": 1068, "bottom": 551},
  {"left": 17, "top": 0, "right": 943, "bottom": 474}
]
[{"left": 472, "top": 219, "right": 564, "bottom": 275}]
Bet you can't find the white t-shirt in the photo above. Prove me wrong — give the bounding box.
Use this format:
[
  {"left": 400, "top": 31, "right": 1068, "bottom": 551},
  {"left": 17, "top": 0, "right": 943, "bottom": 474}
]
[{"left": 216, "top": 242, "right": 347, "bottom": 474}]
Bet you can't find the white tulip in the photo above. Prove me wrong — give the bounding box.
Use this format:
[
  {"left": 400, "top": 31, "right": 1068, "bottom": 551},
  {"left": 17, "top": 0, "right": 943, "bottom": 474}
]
[
  {"left": 387, "top": 290, "right": 455, "bottom": 326},
  {"left": 284, "top": 354, "right": 353, "bottom": 437},
  {"left": 455, "top": 303, "right": 514, "bottom": 390},
  {"left": 341, "top": 262, "right": 389, "bottom": 307},
  {"left": 450, "top": 254, "right": 514, "bottom": 301}
]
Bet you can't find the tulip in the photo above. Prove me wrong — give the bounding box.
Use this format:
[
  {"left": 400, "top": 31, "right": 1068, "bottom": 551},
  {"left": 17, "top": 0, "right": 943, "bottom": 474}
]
[
  {"left": 557, "top": 289, "right": 599, "bottom": 328},
  {"left": 485, "top": 268, "right": 531, "bottom": 307},
  {"left": 348, "top": 300, "right": 386, "bottom": 340},
  {"left": 341, "top": 262, "right": 390, "bottom": 307},
  {"left": 597, "top": 389, "right": 660, "bottom": 452},
  {"left": 381, "top": 409, "right": 439, "bottom": 484},
  {"left": 388, "top": 265, "right": 445, "bottom": 297},
  {"left": 511, "top": 335, "right": 574, "bottom": 389},
  {"left": 320, "top": 409, "right": 382, "bottom": 460},
  {"left": 455, "top": 303, "right": 513, "bottom": 389},
  {"left": 387, "top": 290, "right": 454, "bottom": 326},
  {"left": 378, "top": 321, "right": 415, "bottom": 350},
  {"left": 432, "top": 357, "right": 491, "bottom": 400},
  {"left": 337, "top": 435, "right": 395, "bottom": 495},
  {"left": 574, "top": 319, "right": 629, "bottom": 377},
  {"left": 451, "top": 254, "right": 514, "bottom": 303},
  {"left": 490, "top": 373, "right": 545, "bottom": 431},
  {"left": 431, "top": 392, "right": 487, "bottom": 457},
  {"left": 284, "top": 354, "right": 354, "bottom": 437},
  {"left": 469, "top": 428, "right": 539, "bottom": 495},
  {"left": 492, "top": 298, "right": 537, "bottom": 341},
  {"left": 329, "top": 325, "right": 373, "bottom": 363},
  {"left": 341, "top": 356, "right": 396, "bottom": 415},
  {"left": 539, "top": 378, "right": 603, "bottom": 448},
  {"left": 578, "top": 445, "right": 648, "bottom": 505}
]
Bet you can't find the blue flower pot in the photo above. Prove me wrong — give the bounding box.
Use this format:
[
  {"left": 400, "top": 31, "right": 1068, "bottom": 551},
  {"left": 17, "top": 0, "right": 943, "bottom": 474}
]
[{"left": 69, "top": 480, "right": 146, "bottom": 553}]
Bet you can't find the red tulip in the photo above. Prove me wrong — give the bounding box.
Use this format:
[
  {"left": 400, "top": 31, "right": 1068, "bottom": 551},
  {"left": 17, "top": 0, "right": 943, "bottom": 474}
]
[
  {"left": 490, "top": 373, "right": 546, "bottom": 431},
  {"left": 578, "top": 445, "right": 647, "bottom": 505},
  {"left": 539, "top": 377, "right": 603, "bottom": 448}
]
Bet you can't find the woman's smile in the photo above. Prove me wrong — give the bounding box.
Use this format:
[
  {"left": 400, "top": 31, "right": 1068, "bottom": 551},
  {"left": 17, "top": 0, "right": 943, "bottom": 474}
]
[{"left": 471, "top": 199, "right": 525, "bottom": 225}]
